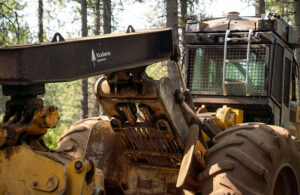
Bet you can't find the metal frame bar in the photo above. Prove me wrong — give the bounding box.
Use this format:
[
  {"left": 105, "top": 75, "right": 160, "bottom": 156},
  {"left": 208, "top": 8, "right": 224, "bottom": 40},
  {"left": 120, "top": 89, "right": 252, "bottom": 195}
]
[
  {"left": 222, "top": 29, "right": 253, "bottom": 96},
  {"left": 245, "top": 29, "right": 254, "bottom": 96},
  {"left": 222, "top": 30, "right": 231, "bottom": 95}
]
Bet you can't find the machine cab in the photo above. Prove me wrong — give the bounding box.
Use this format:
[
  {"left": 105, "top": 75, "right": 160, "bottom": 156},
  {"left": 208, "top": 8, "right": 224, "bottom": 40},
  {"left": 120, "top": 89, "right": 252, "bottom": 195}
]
[{"left": 185, "top": 12, "right": 300, "bottom": 130}]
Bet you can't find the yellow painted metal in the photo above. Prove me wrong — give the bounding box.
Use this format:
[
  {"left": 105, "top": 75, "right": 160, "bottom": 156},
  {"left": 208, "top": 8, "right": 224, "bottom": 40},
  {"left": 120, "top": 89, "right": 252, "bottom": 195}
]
[
  {"left": 231, "top": 108, "right": 244, "bottom": 124},
  {"left": 290, "top": 105, "right": 300, "bottom": 138},
  {"left": 196, "top": 105, "right": 208, "bottom": 114},
  {"left": 22, "top": 105, "right": 59, "bottom": 135},
  {"left": 215, "top": 106, "right": 235, "bottom": 130},
  {"left": 215, "top": 105, "right": 243, "bottom": 130},
  {"left": 0, "top": 144, "right": 67, "bottom": 194},
  {"left": 0, "top": 127, "right": 7, "bottom": 146},
  {"left": 176, "top": 124, "right": 205, "bottom": 191},
  {"left": 0, "top": 103, "right": 105, "bottom": 194},
  {"left": 201, "top": 131, "right": 210, "bottom": 143},
  {"left": 289, "top": 125, "right": 297, "bottom": 137},
  {"left": 94, "top": 168, "right": 105, "bottom": 188},
  {"left": 0, "top": 143, "right": 104, "bottom": 194},
  {"left": 194, "top": 140, "right": 207, "bottom": 168},
  {"left": 65, "top": 158, "right": 94, "bottom": 194},
  {"left": 0, "top": 106, "right": 59, "bottom": 147},
  {"left": 197, "top": 106, "right": 243, "bottom": 144}
]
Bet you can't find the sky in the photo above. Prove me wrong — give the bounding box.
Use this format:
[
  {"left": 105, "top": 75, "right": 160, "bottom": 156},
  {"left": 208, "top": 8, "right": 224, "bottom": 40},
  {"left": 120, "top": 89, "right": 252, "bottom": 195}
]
[
  {"left": 22, "top": 0, "right": 255, "bottom": 41},
  {"left": 119, "top": 0, "right": 254, "bottom": 30}
]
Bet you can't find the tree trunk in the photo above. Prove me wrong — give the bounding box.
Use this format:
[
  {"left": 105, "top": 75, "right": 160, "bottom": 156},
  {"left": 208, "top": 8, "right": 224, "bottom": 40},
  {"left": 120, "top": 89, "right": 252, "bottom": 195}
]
[
  {"left": 0, "top": 86, "right": 7, "bottom": 116},
  {"left": 180, "top": 0, "right": 187, "bottom": 45},
  {"left": 294, "top": 0, "right": 300, "bottom": 100},
  {"left": 94, "top": 0, "right": 100, "bottom": 35},
  {"left": 92, "top": 0, "right": 101, "bottom": 117},
  {"left": 95, "top": 0, "right": 112, "bottom": 116},
  {"left": 81, "top": 0, "right": 88, "bottom": 37},
  {"left": 103, "top": 0, "right": 112, "bottom": 34},
  {"left": 38, "top": 0, "right": 43, "bottom": 42},
  {"left": 180, "top": 0, "right": 187, "bottom": 82},
  {"left": 295, "top": 0, "right": 300, "bottom": 62},
  {"left": 81, "top": 0, "right": 88, "bottom": 119},
  {"left": 166, "top": 0, "right": 181, "bottom": 90},
  {"left": 255, "top": 0, "right": 265, "bottom": 17}
]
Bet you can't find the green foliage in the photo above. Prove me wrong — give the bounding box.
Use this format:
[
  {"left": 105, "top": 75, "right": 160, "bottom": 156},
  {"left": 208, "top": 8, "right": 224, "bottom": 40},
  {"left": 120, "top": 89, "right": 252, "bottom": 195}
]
[
  {"left": 43, "top": 81, "right": 81, "bottom": 149},
  {"left": 266, "top": 0, "right": 294, "bottom": 25},
  {"left": 144, "top": 1, "right": 166, "bottom": 28},
  {"left": 0, "top": 86, "right": 7, "bottom": 116},
  {"left": 0, "top": 0, "right": 32, "bottom": 45},
  {"left": 0, "top": 0, "right": 33, "bottom": 120},
  {"left": 146, "top": 62, "right": 168, "bottom": 80}
]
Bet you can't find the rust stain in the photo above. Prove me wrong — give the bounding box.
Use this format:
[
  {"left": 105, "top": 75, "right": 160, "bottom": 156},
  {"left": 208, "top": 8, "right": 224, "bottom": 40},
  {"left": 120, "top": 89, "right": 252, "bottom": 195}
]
[
  {"left": 5, "top": 147, "right": 12, "bottom": 160},
  {"left": 137, "top": 176, "right": 153, "bottom": 189},
  {"left": 166, "top": 183, "right": 179, "bottom": 194},
  {"left": 4, "top": 146, "right": 20, "bottom": 160}
]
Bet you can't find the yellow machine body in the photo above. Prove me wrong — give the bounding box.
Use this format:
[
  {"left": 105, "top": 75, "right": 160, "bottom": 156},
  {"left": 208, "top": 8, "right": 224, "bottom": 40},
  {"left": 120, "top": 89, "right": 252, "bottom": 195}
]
[
  {"left": 198, "top": 105, "right": 244, "bottom": 143},
  {"left": 215, "top": 106, "right": 244, "bottom": 130},
  {"left": 0, "top": 102, "right": 104, "bottom": 195},
  {"left": 0, "top": 143, "right": 104, "bottom": 195}
]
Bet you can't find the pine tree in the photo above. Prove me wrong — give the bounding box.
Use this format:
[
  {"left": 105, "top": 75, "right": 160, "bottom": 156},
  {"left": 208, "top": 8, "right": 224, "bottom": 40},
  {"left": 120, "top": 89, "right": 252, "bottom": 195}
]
[
  {"left": 91, "top": 0, "right": 101, "bottom": 117},
  {"left": 38, "top": 0, "right": 43, "bottom": 42},
  {"left": 255, "top": 0, "right": 265, "bottom": 16},
  {"left": 81, "top": 0, "right": 89, "bottom": 119},
  {"left": 166, "top": 0, "right": 181, "bottom": 90}
]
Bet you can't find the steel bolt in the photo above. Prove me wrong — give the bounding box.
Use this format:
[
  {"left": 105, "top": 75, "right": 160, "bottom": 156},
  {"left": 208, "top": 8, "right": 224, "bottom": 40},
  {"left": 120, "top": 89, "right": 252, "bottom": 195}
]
[
  {"left": 47, "top": 176, "right": 55, "bottom": 187},
  {"left": 75, "top": 161, "right": 83, "bottom": 171},
  {"left": 33, "top": 181, "right": 38, "bottom": 187}
]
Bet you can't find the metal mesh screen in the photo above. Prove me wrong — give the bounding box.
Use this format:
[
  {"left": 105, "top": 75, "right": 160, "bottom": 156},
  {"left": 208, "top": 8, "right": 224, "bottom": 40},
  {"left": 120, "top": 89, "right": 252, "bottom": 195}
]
[
  {"left": 290, "top": 108, "right": 296, "bottom": 124},
  {"left": 284, "top": 58, "right": 291, "bottom": 107},
  {"left": 187, "top": 46, "right": 267, "bottom": 96},
  {"left": 272, "top": 43, "right": 284, "bottom": 103}
]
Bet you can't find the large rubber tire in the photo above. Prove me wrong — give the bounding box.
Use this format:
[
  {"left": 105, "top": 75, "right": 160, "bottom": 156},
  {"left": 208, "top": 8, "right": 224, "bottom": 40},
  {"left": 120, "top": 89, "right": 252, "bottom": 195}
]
[
  {"left": 57, "top": 117, "right": 102, "bottom": 158},
  {"left": 57, "top": 117, "right": 125, "bottom": 194},
  {"left": 199, "top": 123, "right": 300, "bottom": 195}
]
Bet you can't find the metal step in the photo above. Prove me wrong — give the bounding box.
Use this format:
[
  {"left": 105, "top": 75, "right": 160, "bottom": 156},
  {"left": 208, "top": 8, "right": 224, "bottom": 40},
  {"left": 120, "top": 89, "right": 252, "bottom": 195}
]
[
  {"left": 222, "top": 29, "right": 253, "bottom": 96},
  {"left": 224, "top": 81, "right": 246, "bottom": 85},
  {"left": 226, "top": 37, "right": 247, "bottom": 41},
  {"left": 225, "top": 59, "right": 247, "bottom": 63}
]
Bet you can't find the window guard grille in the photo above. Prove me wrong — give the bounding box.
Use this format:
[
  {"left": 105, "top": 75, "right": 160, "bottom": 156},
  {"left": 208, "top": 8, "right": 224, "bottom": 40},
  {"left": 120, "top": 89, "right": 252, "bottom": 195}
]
[{"left": 187, "top": 46, "right": 267, "bottom": 96}]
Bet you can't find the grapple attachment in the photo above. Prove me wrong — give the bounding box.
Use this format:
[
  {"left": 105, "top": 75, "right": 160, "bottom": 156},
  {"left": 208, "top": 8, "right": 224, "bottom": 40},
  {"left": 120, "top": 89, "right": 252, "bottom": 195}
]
[{"left": 94, "top": 71, "right": 190, "bottom": 168}]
